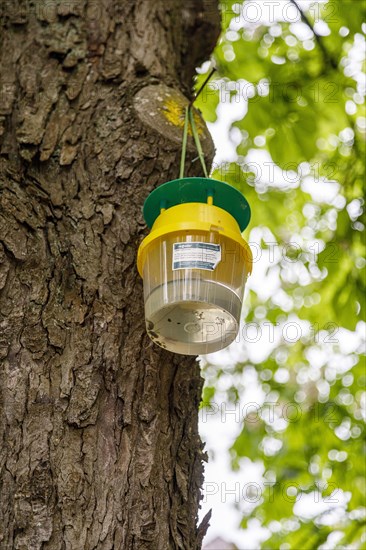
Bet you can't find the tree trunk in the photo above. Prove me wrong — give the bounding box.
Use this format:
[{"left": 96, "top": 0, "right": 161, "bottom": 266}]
[{"left": 0, "top": 1, "right": 220, "bottom": 548}]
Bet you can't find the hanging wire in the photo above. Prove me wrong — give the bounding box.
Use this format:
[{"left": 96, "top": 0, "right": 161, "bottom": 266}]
[{"left": 189, "top": 67, "right": 217, "bottom": 107}]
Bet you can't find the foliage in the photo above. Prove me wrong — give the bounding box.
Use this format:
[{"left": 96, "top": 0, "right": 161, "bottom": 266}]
[{"left": 197, "top": 1, "right": 366, "bottom": 548}]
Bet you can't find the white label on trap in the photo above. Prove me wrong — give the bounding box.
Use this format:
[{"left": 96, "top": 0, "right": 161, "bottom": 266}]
[{"left": 172, "top": 242, "right": 221, "bottom": 271}]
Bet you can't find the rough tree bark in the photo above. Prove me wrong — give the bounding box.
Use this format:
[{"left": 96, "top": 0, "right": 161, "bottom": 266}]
[{"left": 0, "top": 1, "right": 220, "bottom": 548}]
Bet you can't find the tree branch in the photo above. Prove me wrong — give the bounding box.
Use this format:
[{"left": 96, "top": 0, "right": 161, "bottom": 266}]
[{"left": 289, "top": 0, "right": 337, "bottom": 69}]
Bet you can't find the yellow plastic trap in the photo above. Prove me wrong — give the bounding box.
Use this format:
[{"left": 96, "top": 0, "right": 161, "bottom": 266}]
[{"left": 137, "top": 177, "right": 252, "bottom": 355}]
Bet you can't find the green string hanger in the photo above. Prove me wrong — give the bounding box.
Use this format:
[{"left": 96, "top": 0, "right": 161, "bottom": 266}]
[
  {"left": 179, "top": 107, "right": 189, "bottom": 179},
  {"left": 189, "top": 108, "right": 209, "bottom": 178},
  {"left": 179, "top": 66, "right": 216, "bottom": 180},
  {"left": 179, "top": 105, "right": 209, "bottom": 179}
]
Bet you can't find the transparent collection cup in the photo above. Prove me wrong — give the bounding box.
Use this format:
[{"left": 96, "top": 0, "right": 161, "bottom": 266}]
[{"left": 143, "top": 230, "right": 250, "bottom": 355}]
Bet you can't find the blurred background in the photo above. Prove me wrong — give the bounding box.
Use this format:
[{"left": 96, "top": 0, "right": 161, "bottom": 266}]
[{"left": 196, "top": 1, "right": 366, "bottom": 548}]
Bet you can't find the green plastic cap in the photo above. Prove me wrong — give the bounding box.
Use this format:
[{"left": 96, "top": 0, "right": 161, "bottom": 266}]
[{"left": 143, "top": 177, "right": 251, "bottom": 232}]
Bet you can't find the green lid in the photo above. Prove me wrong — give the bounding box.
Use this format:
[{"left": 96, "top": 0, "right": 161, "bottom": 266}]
[{"left": 143, "top": 178, "right": 251, "bottom": 232}]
